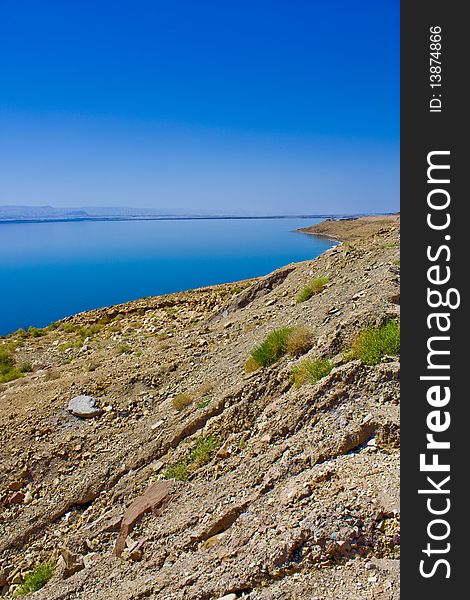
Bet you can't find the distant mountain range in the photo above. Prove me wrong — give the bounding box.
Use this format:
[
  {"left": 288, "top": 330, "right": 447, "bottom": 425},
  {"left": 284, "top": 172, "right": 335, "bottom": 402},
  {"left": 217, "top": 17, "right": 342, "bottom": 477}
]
[
  {"left": 0, "top": 205, "right": 376, "bottom": 223},
  {"left": 0, "top": 205, "right": 199, "bottom": 221}
]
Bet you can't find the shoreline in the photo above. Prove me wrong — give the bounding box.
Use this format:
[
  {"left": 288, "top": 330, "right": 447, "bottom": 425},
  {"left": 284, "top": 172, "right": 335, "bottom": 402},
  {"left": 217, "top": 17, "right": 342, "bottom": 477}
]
[
  {"left": 297, "top": 213, "right": 400, "bottom": 243},
  {"left": 1, "top": 216, "right": 397, "bottom": 337},
  {"left": 0, "top": 212, "right": 395, "bottom": 226}
]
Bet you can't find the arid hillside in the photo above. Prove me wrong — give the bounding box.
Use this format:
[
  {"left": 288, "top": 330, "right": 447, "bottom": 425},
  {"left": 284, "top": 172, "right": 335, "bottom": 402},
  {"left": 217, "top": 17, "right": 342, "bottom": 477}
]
[{"left": 0, "top": 216, "right": 400, "bottom": 599}]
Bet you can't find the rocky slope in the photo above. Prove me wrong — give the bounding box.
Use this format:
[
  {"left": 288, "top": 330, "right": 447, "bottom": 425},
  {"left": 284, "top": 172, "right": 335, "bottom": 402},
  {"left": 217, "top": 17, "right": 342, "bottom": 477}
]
[{"left": 0, "top": 216, "right": 400, "bottom": 599}]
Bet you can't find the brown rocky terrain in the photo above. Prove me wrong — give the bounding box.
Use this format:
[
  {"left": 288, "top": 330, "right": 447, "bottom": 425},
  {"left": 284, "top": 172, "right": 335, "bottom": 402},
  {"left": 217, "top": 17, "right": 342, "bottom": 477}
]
[
  {"left": 0, "top": 216, "right": 400, "bottom": 599},
  {"left": 298, "top": 214, "right": 400, "bottom": 243}
]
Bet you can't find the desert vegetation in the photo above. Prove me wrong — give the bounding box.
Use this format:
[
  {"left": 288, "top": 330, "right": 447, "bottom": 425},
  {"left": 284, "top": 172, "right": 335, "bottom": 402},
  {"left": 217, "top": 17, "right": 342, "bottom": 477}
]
[
  {"left": 296, "top": 276, "right": 329, "bottom": 303},
  {"left": 14, "top": 563, "right": 55, "bottom": 596},
  {"left": 351, "top": 320, "right": 400, "bottom": 365},
  {"left": 164, "top": 435, "right": 219, "bottom": 481},
  {"left": 246, "top": 326, "right": 312, "bottom": 370},
  {"left": 291, "top": 357, "right": 333, "bottom": 387}
]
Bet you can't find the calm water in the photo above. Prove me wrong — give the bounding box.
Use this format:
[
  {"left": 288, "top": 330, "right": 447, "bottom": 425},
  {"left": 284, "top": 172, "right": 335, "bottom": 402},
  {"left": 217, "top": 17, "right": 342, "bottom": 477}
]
[{"left": 0, "top": 218, "right": 335, "bottom": 335}]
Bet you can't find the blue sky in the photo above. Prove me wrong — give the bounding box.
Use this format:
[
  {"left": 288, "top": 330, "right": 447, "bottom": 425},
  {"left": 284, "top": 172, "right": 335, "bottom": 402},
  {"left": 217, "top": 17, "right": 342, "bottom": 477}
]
[{"left": 0, "top": 0, "right": 399, "bottom": 214}]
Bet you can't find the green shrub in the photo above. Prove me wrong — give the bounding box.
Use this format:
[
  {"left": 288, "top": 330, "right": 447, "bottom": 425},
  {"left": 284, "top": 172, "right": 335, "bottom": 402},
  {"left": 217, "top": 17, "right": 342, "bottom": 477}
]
[
  {"left": 189, "top": 435, "right": 218, "bottom": 468},
  {"left": 250, "top": 327, "right": 294, "bottom": 368},
  {"left": 292, "top": 358, "right": 333, "bottom": 387},
  {"left": 0, "top": 348, "right": 24, "bottom": 383},
  {"left": 393, "top": 259, "right": 400, "bottom": 266},
  {"left": 163, "top": 461, "right": 188, "bottom": 481},
  {"left": 164, "top": 435, "right": 218, "bottom": 480},
  {"left": 118, "top": 344, "right": 133, "bottom": 354},
  {"left": 249, "top": 327, "right": 313, "bottom": 368},
  {"left": 14, "top": 563, "right": 55, "bottom": 596},
  {"left": 27, "top": 326, "right": 46, "bottom": 338},
  {"left": 78, "top": 324, "right": 101, "bottom": 340},
  {"left": 351, "top": 320, "right": 400, "bottom": 366},
  {"left": 198, "top": 397, "right": 211, "bottom": 409},
  {"left": 0, "top": 348, "right": 14, "bottom": 370},
  {"left": 296, "top": 277, "right": 329, "bottom": 303}
]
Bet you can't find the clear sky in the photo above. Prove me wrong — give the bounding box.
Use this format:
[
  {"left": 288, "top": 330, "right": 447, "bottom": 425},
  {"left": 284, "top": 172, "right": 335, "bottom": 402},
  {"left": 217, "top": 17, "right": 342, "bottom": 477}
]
[{"left": 0, "top": 0, "right": 399, "bottom": 215}]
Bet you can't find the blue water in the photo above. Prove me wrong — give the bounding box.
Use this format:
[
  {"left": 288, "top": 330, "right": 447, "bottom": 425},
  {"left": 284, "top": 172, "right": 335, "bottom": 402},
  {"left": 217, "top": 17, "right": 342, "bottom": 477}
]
[{"left": 0, "top": 218, "right": 335, "bottom": 335}]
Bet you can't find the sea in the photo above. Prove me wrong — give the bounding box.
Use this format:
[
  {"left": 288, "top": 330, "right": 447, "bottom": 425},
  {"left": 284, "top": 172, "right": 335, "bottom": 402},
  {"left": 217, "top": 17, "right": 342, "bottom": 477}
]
[{"left": 0, "top": 217, "right": 336, "bottom": 336}]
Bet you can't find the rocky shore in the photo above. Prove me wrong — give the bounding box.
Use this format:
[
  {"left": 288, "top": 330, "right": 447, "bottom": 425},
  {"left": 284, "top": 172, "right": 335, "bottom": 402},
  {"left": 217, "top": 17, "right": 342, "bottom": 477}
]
[{"left": 0, "top": 216, "right": 400, "bottom": 599}]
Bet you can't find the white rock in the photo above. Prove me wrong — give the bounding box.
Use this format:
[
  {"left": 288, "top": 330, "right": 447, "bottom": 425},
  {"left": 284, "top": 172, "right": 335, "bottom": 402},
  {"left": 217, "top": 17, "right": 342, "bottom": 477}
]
[{"left": 68, "top": 395, "right": 103, "bottom": 418}]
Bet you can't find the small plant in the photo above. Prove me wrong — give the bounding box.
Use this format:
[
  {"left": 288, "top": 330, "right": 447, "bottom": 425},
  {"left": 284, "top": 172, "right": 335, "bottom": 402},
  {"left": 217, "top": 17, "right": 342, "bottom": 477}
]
[
  {"left": 18, "top": 361, "right": 33, "bottom": 373},
  {"left": 78, "top": 324, "right": 102, "bottom": 340},
  {"left": 296, "top": 277, "right": 329, "bottom": 303},
  {"left": 172, "top": 392, "right": 193, "bottom": 411},
  {"left": 248, "top": 326, "right": 312, "bottom": 369},
  {"left": 163, "top": 461, "right": 188, "bottom": 481},
  {"left": 250, "top": 327, "right": 294, "bottom": 368},
  {"left": 244, "top": 356, "right": 260, "bottom": 373},
  {"left": 198, "top": 397, "right": 211, "bottom": 409},
  {"left": 285, "top": 327, "right": 313, "bottom": 357},
  {"left": 0, "top": 348, "right": 24, "bottom": 383},
  {"left": 14, "top": 563, "right": 55, "bottom": 596},
  {"left": 197, "top": 380, "right": 213, "bottom": 395},
  {"left": 0, "top": 348, "right": 15, "bottom": 370},
  {"left": 292, "top": 358, "right": 333, "bottom": 387},
  {"left": 45, "top": 369, "right": 61, "bottom": 381},
  {"left": 393, "top": 259, "right": 400, "bottom": 266},
  {"left": 27, "top": 326, "right": 46, "bottom": 338},
  {"left": 118, "top": 344, "right": 133, "bottom": 354},
  {"left": 189, "top": 435, "right": 218, "bottom": 468},
  {"left": 351, "top": 320, "right": 400, "bottom": 366}
]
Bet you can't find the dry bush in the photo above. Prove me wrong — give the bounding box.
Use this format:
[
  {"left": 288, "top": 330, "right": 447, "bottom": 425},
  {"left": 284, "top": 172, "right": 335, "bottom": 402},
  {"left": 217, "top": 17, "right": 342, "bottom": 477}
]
[
  {"left": 197, "top": 380, "right": 213, "bottom": 395},
  {"left": 291, "top": 358, "right": 333, "bottom": 387},
  {"left": 296, "top": 276, "right": 329, "bottom": 303},
  {"left": 244, "top": 356, "right": 260, "bottom": 372},
  {"left": 286, "top": 327, "right": 313, "bottom": 357},
  {"left": 44, "top": 369, "right": 61, "bottom": 381},
  {"left": 172, "top": 392, "right": 193, "bottom": 411}
]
